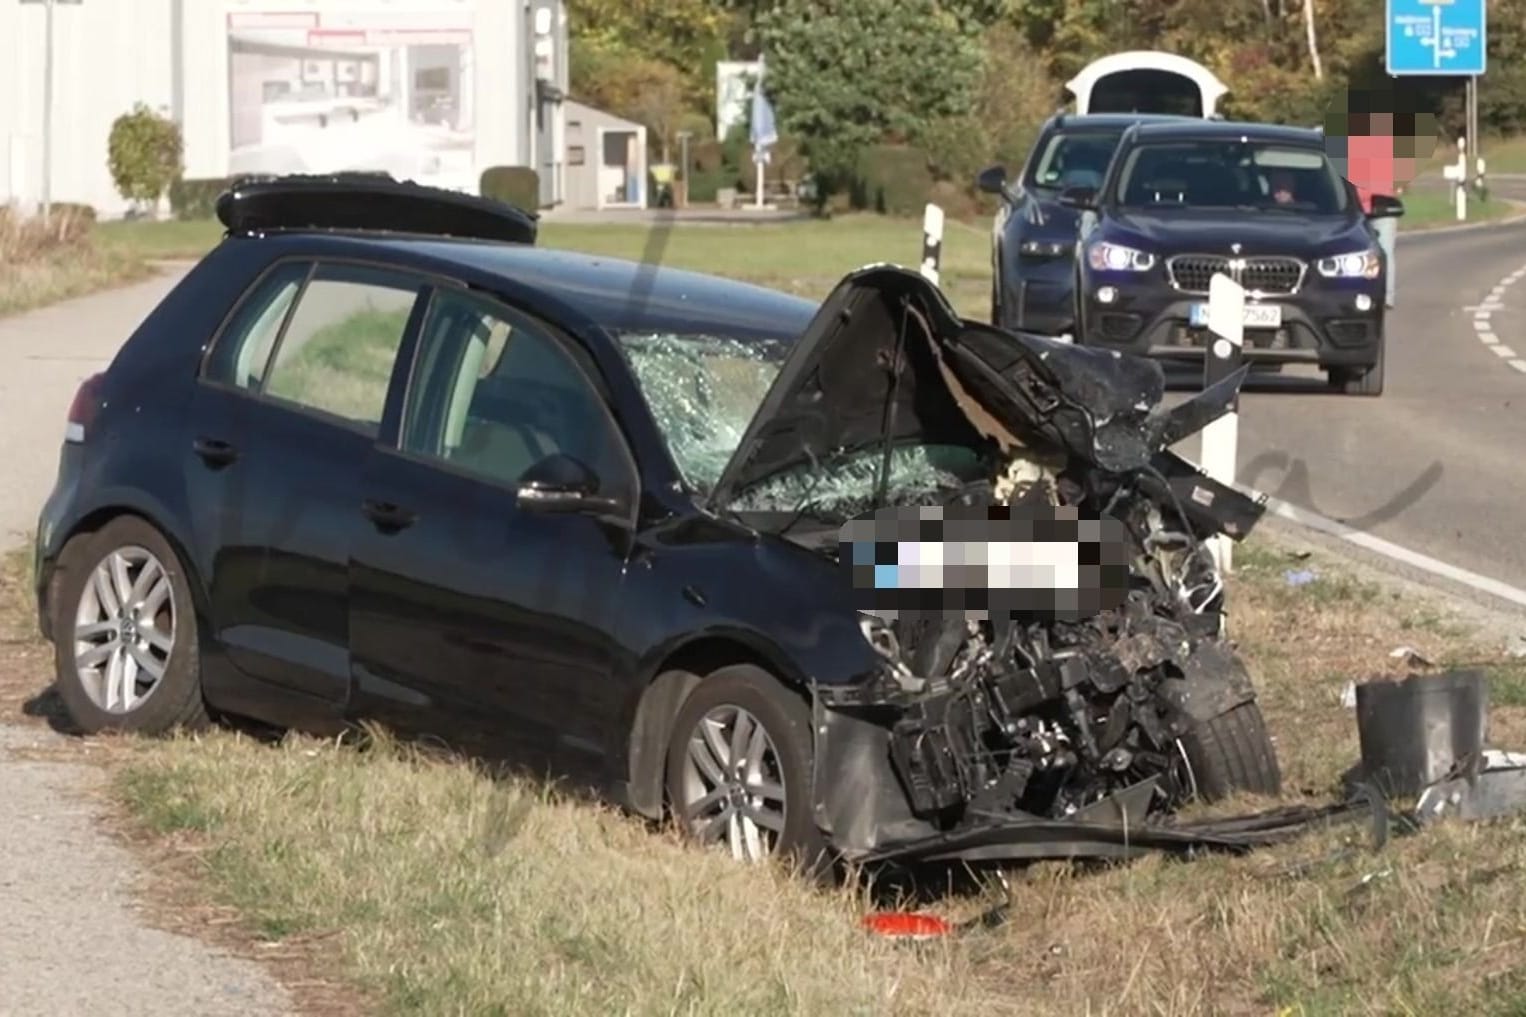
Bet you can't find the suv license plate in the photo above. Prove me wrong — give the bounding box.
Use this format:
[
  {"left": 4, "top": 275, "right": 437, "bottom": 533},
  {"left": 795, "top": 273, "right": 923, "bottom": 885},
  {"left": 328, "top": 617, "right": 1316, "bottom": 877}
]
[{"left": 1188, "top": 303, "right": 1283, "bottom": 329}]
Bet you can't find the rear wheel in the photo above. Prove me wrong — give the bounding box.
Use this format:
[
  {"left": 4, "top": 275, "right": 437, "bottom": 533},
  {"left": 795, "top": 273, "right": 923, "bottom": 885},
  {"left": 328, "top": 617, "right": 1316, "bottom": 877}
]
[
  {"left": 664, "top": 664, "right": 831, "bottom": 875},
  {"left": 51, "top": 517, "right": 208, "bottom": 735},
  {"left": 1177, "top": 700, "right": 1282, "bottom": 800}
]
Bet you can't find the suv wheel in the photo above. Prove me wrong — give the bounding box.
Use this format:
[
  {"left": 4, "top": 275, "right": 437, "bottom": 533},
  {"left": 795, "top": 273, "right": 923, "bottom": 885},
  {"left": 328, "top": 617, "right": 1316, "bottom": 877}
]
[
  {"left": 1328, "top": 336, "right": 1386, "bottom": 396},
  {"left": 52, "top": 517, "right": 209, "bottom": 735},
  {"left": 664, "top": 664, "right": 830, "bottom": 874}
]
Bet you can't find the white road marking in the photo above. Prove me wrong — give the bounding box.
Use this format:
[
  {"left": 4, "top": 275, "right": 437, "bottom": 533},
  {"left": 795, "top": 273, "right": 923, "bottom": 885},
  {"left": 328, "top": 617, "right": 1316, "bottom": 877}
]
[
  {"left": 1462, "top": 259, "right": 1526, "bottom": 375},
  {"left": 1255, "top": 494, "right": 1526, "bottom": 611}
]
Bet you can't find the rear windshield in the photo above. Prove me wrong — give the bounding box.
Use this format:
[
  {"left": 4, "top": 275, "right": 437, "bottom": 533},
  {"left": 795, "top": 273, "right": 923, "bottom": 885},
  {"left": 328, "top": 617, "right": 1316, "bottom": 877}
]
[
  {"left": 1024, "top": 130, "right": 1126, "bottom": 193},
  {"left": 1112, "top": 139, "right": 1349, "bottom": 214}
]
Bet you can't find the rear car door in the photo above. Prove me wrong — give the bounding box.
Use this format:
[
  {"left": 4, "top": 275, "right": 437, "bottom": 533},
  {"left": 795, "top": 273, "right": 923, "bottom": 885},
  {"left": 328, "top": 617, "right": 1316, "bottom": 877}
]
[
  {"left": 186, "top": 259, "right": 426, "bottom": 717},
  {"left": 346, "top": 286, "right": 639, "bottom": 779}
]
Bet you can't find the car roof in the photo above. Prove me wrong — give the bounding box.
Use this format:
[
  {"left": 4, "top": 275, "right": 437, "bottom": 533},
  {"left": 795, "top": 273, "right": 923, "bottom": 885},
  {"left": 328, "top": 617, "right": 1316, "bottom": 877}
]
[
  {"left": 252, "top": 232, "right": 822, "bottom": 345},
  {"left": 1046, "top": 113, "right": 1196, "bottom": 132},
  {"left": 1122, "top": 119, "right": 1325, "bottom": 147}
]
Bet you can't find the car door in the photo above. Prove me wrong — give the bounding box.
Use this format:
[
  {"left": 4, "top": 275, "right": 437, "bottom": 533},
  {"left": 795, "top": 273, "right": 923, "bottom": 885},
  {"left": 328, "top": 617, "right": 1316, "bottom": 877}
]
[
  {"left": 185, "top": 258, "right": 427, "bottom": 716},
  {"left": 346, "top": 285, "right": 639, "bottom": 780}
]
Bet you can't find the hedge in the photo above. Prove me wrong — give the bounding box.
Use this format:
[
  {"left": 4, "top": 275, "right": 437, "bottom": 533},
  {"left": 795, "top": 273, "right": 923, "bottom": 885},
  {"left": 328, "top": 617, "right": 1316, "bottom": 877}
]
[
  {"left": 169, "top": 177, "right": 233, "bottom": 221},
  {"left": 479, "top": 166, "right": 540, "bottom": 211}
]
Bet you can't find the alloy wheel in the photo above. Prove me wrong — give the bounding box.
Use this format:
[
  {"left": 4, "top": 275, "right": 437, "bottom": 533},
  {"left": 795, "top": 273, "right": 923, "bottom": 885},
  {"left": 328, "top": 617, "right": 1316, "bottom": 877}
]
[
  {"left": 679, "top": 704, "right": 788, "bottom": 862},
  {"left": 72, "top": 546, "right": 176, "bottom": 714}
]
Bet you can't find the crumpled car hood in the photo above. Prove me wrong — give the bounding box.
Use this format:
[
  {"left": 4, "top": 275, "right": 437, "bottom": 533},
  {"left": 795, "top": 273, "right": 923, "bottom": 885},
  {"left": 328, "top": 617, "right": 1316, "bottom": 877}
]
[{"left": 706, "top": 265, "right": 1247, "bottom": 512}]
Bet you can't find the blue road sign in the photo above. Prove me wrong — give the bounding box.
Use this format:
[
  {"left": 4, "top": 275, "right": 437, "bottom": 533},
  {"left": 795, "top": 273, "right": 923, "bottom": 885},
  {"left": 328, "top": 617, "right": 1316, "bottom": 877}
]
[{"left": 1387, "top": 0, "right": 1487, "bottom": 76}]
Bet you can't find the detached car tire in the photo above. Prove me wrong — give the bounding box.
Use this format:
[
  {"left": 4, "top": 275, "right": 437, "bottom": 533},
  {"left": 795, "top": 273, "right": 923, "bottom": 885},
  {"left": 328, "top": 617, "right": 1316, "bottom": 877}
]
[
  {"left": 1178, "top": 700, "right": 1282, "bottom": 800},
  {"left": 51, "top": 517, "right": 209, "bottom": 735},
  {"left": 664, "top": 664, "right": 831, "bottom": 874}
]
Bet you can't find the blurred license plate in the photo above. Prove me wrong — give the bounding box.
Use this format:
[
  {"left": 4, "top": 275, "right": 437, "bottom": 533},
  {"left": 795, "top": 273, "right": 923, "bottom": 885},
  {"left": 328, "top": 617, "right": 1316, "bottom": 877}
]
[{"left": 1188, "top": 303, "right": 1282, "bottom": 328}]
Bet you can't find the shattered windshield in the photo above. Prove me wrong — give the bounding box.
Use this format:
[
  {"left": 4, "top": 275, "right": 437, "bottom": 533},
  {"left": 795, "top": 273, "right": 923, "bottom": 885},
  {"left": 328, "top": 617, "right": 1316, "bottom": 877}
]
[{"left": 615, "top": 331, "right": 788, "bottom": 494}]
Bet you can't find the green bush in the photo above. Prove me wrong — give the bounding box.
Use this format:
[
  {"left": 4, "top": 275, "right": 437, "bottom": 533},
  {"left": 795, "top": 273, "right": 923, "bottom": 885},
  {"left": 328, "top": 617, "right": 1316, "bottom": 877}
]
[
  {"left": 107, "top": 103, "right": 183, "bottom": 212},
  {"left": 169, "top": 177, "right": 232, "bottom": 221},
  {"left": 686, "top": 166, "right": 740, "bottom": 204},
  {"left": 853, "top": 144, "right": 933, "bottom": 216},
  {"left": 478, "top": 166, "right": 541, "bottom": 211}
]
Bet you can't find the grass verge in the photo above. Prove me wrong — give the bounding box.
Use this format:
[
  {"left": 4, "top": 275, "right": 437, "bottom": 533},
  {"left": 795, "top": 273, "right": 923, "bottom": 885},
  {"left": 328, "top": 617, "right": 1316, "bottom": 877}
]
[
  {"left": 6, "top": 533, "right": 1526, "bottom": 1015},
  {"left": 0, "top": 208, "right": 153, "bottom": 318},
  {"left": 97, "top": 214, "right": 993, "bottom": 318},
  {"left": 1397, "top": 189, "right": 1521, "bottom": 230}
]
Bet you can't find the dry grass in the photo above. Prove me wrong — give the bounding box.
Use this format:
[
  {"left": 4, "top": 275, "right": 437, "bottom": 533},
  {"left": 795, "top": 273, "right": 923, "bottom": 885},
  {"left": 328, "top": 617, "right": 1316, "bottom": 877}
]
[
  {"left": 0, "top": 206, "right": 151, "bottom": 318},
  {"left": 8, "top": 532, "right": 1526, "bottom": 1014}
]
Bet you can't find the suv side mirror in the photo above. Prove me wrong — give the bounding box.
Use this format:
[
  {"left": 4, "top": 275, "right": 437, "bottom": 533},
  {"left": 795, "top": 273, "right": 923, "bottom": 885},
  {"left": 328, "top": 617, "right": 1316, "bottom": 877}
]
[
  {"left": 516, "top": 453, "right": 624, "bottom": 516},
  {"left": 1058, "top": 186, "right": 1098, "bottom": 210},
  {"left": 1367, "top": 193, "right": 1404, "bottom": 218},
  {"left": 976, "top": 165, "right": 1008, "bottom": 196}
]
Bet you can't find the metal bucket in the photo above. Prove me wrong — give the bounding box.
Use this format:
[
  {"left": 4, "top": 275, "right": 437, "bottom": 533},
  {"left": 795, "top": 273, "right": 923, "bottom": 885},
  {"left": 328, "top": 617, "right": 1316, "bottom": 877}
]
[{"left": 1354, "top": 670, "right": 1488, "bottom": 798}]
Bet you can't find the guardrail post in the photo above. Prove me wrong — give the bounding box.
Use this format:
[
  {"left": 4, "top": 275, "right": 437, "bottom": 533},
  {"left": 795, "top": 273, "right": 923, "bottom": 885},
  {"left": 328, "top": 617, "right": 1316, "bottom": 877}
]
[
  {"left": 920, "top": 203, "right": 944, "bottom": 286},
  {"left": 1202, "top": 272, "right": 1245, "bottom": 573}
]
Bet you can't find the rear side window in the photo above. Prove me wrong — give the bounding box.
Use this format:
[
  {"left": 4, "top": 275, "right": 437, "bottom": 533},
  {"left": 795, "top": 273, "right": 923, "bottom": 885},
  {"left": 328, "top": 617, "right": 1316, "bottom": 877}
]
[
  {"left": 262, "top": 265, "right": 421, "bottom": 431},
  {"left": 206, "top": 261, "right": 423, "bottom": 434},
  {"left": 204, "top": 261, "right": 309, "bottom": 390}
]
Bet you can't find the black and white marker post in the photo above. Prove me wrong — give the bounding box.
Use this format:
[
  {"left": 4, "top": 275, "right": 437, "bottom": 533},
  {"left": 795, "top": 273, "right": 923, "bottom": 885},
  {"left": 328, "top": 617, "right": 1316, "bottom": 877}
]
[
  {"left": 920, "top": 203, "right": 944, "bottom": 286},
  {"left": 1201, "top": 271, "right": 1245, "bottom": 572}
]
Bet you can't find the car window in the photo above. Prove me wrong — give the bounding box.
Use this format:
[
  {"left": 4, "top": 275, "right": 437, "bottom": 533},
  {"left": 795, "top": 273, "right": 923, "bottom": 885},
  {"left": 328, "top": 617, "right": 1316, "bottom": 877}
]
[
  {"left": 400, "top": 289, "right": 636, "bottom": 501},
  {"left": 1115, "top": 140, "right": 1347, "bottom": 214},
  {"left": 204, "top": 261, "right": 311, "bottom": 391},
  {"left": 260, "top": 264, "right": 422, "bottom": 433},
  {"left": 1027, "top": 131, "right": 1125, "bottom": 191}
]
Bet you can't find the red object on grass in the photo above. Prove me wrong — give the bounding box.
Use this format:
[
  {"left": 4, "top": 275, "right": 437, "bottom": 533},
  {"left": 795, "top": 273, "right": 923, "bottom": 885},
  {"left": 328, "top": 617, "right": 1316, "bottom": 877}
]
[{"left": 861, "top": 912, "right": 955, "bottom": 940}]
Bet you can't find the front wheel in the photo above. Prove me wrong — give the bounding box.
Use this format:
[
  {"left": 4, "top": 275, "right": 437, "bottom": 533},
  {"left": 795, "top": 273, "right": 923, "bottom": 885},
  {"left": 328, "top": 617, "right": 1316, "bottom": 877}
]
[
  {"left": 51, "top": 516, "right": 208, "bottom": 735},
  {"left": 664, "top": 664, "right": 830, "bottom": 875},
  {"left": 1177, "top": 700, "right": 1282, "bottom": 800}
]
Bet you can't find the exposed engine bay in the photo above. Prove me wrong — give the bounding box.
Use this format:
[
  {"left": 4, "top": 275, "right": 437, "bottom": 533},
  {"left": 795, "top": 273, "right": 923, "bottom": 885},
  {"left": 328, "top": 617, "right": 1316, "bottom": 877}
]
[
  {"left": 705, "top": 266, "right": 1281, "bottom": 860},
  {"left": 849, "top": 461, "right": 1251, "bottom": 830}
]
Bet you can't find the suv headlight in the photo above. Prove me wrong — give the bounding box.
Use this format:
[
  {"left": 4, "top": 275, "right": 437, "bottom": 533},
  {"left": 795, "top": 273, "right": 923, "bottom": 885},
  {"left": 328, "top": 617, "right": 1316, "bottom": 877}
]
[
  {"left": 1087, "top": 241, "right": 1156, "bottom": 272},
  {"left": 1316, "top": 248, "right": 1381, "bottom": 279}
]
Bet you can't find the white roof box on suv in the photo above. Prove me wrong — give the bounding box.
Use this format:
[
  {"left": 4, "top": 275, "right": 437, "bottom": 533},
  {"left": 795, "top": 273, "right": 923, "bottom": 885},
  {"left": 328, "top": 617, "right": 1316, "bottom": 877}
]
[{"left": 1066, "top": 51, "right": 1229, "bottom": 119}]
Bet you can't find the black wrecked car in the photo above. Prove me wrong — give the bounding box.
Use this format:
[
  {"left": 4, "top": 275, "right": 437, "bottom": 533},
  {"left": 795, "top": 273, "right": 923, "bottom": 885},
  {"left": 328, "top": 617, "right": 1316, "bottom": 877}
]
[
  {"left": 1064, "top": 119, "right": 1402, "bottom": 396},
  {"left": 35, "top": 175, "right": 1283, "bottom": 874},
  {"left": 977, "top": 112, "right": 1187, "bottom": 336}
]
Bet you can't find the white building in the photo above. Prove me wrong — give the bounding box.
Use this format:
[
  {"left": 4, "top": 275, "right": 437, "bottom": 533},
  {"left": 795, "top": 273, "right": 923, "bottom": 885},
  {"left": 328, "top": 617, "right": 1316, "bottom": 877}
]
[{"left": 0, "top": 0, "right": 571, "bottom": 216}]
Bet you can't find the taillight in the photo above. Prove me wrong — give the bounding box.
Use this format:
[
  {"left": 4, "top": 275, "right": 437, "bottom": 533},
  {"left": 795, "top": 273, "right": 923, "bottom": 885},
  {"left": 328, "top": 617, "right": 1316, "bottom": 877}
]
[{"left": 65, "top": 372, "right": 105, "bottom": 444}]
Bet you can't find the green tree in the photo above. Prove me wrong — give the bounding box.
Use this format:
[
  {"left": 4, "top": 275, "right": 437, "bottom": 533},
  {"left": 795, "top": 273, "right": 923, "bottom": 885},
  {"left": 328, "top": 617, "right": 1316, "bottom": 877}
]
[
  {"left": 755, "top": 0, "right": 984, "bottom": 187},
  {"left": 106, "top": 103, "right": 183, "bottom": 215},
  {"left": 568, "top": 0, "right": 729, "bottom": 111}
]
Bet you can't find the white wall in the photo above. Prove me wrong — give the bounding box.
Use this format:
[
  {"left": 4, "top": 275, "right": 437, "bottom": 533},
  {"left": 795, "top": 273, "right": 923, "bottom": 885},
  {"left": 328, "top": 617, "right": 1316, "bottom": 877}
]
[
  {"left": 0, "top": 0, "right": 544, "bottom": 216},
  {"left": 0, "top": 0, "right": 174, "bottom": 215}
]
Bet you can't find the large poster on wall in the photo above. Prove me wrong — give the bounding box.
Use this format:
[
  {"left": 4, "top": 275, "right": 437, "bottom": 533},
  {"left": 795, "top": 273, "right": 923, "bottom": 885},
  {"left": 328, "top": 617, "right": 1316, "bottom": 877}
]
[{"left": 226, "top": 8, "right": 476, "bottom": 191}]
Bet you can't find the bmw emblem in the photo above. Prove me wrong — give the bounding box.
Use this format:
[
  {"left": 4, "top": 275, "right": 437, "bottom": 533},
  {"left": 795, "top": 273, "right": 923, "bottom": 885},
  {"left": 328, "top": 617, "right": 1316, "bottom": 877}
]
[{"left": 1230, "top": 242, "right": 1243, "bottom": 254}]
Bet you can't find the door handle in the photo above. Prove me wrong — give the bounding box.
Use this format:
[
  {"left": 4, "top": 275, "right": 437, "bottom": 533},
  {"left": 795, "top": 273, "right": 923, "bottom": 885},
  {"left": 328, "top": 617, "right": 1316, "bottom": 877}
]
[
  {"left": 192, "top": 436, "right": 238, "bottom": 467},
  {"left": 361, "top": 498, "right": 417, "bottom": 533}
]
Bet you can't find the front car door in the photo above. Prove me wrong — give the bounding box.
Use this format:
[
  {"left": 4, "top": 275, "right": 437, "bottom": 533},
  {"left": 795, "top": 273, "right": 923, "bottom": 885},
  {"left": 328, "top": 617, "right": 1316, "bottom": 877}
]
[
  {"left": 347, "top": 285, "right": 640, "bottom": 781},
  {"left": 185, "top": 258, "right": 426, "bottom": 724}
]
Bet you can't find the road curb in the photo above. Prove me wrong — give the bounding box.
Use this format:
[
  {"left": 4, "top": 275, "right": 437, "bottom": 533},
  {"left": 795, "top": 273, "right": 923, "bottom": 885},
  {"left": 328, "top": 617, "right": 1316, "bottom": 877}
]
[{"left": 1398, "top": 199, "right": 1526, "bottom": 239}]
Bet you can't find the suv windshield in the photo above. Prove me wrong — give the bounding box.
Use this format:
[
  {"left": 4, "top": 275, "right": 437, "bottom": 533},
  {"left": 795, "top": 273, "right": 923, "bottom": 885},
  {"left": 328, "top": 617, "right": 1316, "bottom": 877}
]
[
  {"left": 1113, "top": 139, "right": 1349, "bottom": 214},
  {"left": 1026, "top": 130, "right": 1126, "bottom": 193},
  {"left": 615, "top": 332, "right": 788, "bottom": 495}
]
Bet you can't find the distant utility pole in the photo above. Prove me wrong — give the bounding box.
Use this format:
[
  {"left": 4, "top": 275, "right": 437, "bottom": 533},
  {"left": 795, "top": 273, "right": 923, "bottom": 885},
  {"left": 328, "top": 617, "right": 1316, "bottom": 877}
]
[{"left": 20, "top": 0, "right": 82, "bottom": 222}]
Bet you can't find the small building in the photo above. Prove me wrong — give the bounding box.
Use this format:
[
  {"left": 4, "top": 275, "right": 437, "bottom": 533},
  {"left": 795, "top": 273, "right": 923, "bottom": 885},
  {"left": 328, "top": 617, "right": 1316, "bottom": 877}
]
[
  {"left": 0, "top": 0, "right": 570, "bottom": 216},
  {"left": 562, "top": 100, "right": 647, "bottom": 211}
]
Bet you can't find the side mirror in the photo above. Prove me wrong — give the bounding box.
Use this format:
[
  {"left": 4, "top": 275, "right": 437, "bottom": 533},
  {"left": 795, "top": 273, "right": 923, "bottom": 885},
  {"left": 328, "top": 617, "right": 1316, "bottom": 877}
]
[
  {"left": 976, "top": 165, "right": 1008, "bottom": 196},
  {"left": 516, "top": 453, "right": 624, "bottom": 516},
  {"left": 1058, "top": 186, "right": 1098, "bottom": 210},
  {"left": 1367, "top": 193, "right": 1404, "bottom": 218}
]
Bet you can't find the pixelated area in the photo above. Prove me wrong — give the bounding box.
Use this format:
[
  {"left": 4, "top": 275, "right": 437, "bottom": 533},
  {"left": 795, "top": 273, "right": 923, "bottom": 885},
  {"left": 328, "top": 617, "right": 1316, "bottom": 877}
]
[
  {"left": 1321, "top": 86, "right": 1441, "bottom": 189},
  {"left": 839, "top": 504, "right": 1130, "bottom": 621}
]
